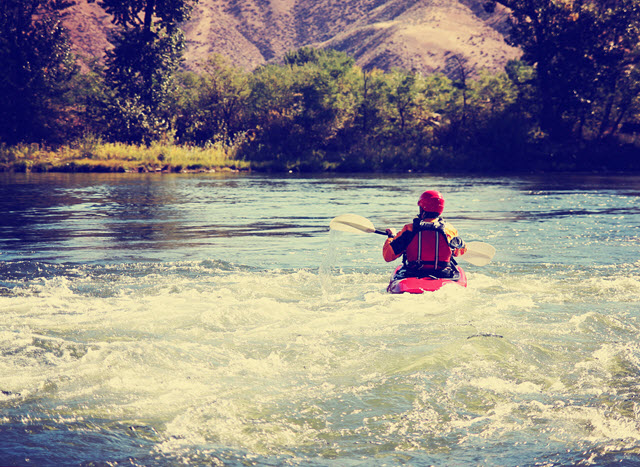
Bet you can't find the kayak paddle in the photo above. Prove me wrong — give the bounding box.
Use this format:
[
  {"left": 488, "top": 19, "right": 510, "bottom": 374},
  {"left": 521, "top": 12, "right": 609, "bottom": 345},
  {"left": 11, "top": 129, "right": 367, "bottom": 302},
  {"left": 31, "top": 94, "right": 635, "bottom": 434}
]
[
  {"left": 329, "top": 213, "right": 388, "bottom": 236},
  {"left": 329, "top": 213, "right": 496, "bottom": 266},
  {"left": 459, "top": 241, "right": 496, "bottom": 267}
]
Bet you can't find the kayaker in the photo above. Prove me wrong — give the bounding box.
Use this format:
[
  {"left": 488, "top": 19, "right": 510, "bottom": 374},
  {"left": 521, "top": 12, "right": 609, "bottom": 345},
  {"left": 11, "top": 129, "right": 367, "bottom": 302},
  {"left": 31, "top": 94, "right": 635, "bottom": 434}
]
[{"left": 383, "top": 190, "right": 467, "bottom": 278}]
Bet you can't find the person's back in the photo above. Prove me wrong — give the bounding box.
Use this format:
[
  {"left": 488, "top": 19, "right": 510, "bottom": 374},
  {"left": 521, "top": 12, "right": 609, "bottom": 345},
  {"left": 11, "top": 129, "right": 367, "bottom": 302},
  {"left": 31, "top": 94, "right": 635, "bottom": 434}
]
[{"left": 383, "top": 190, "right": 466, "bottom": 277}]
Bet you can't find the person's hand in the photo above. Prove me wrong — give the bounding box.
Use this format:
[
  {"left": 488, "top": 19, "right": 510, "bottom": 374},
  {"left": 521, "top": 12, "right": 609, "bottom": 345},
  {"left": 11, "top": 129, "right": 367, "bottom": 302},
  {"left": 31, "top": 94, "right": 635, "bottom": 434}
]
[
  {"left": 449, "top": 236, "right": 465, "bottom": 249},
  {"left": 385, "top": 228, "right": 396, "bottom": 238}
]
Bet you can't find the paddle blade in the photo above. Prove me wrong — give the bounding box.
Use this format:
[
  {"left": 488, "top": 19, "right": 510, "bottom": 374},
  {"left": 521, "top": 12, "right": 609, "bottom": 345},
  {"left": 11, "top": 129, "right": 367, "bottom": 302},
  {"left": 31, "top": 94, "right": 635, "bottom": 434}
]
[
  {"left": 460, "top": 241, "right": 496, "bottom": 267},
  {"left": 329, "top": 214, "right": 376, "bottom": 234}
]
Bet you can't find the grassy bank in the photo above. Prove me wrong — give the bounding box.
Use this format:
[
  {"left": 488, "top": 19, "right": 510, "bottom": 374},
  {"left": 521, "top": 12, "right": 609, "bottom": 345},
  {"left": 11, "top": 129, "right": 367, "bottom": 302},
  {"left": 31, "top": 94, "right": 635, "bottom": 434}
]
[
  {"left": 0, "top": 140, "right": 251, "bottom": 173},
  {"left": 2, "top": 139, "right": 638, "bottom": 175}
]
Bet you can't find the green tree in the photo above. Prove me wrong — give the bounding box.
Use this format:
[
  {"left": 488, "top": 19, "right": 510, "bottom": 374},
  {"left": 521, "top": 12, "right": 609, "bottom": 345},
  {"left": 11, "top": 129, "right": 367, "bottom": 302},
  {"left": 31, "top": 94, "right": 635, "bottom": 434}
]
[
  {"left": 387, "top": 70, "right": 418, "bottom": 133},
  {"left": 92, "top": 0, "right": 198, "bottom": 143},
  {"left": 174, "top": 54, "right": 250, "bottom": 145},
  {"left": 284, "top": 47, "right": 359, "bottom": 144},
  {"left": 580, "top": 1, "right": 640, "bottom": 139},
  {"left": 243, "top": 48, "right": 360, "bottom": 170},
  {"left": 0, "top": 0, "right": 78, "bottom": 144},
  {"left": 468, "top": 71, "right": 517, "bottom": 117},
  {"left": 486, "top": 0, "right": 640, "bottom": 142},
  {"left": 484, "top": 0, "right": 579, "bottom": 138},
  {"left": 461, "top": 71, "right": 531, "bottom": 170},
  {"left": 355, "top": 69, "right": 388, "bottom": 134},
  {"left": 243, "top": 64, "right": 298, "bottom": 168}
]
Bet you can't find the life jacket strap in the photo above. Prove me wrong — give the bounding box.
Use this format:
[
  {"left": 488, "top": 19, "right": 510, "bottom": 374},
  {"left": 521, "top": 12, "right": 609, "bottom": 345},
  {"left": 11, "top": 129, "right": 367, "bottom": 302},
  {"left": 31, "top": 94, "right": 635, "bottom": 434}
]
[{"left": 403, "top": 218, "right": 450, "bottom": 268}]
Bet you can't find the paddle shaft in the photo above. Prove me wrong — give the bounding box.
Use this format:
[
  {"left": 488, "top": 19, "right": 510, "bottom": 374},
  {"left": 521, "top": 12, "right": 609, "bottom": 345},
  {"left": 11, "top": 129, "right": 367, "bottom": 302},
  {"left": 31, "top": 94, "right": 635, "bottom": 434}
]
[{"left": 329, "top": 213, "right": 494, "bottom": 265}]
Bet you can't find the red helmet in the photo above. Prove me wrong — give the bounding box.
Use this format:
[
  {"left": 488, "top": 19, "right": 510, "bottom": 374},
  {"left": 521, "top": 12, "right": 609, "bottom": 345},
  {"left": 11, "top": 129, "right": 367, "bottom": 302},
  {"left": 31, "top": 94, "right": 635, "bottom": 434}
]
[{"left": 418, "top": 190, "right": 445, "bottom": 215}]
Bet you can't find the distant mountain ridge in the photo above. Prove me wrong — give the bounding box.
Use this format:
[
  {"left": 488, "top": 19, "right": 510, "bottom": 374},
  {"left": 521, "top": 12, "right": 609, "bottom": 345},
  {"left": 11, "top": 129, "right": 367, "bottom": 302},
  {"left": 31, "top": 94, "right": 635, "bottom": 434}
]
[{"left": 64, "top": 0, "right": 520, "bottom": 77}]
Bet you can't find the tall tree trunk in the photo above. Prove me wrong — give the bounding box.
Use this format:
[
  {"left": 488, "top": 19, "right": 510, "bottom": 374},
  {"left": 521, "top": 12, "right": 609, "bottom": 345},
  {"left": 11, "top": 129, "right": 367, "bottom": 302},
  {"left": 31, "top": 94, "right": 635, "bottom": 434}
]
[
  {"left": 143, "top": 0, "right": 155, "bottom": 37},
  {"left": 598, "top": 81, "right": 617, "bottom": 138}
]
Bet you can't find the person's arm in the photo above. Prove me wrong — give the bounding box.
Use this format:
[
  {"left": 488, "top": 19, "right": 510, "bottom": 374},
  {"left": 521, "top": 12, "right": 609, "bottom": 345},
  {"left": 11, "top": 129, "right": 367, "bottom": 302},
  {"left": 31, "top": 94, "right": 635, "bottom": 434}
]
[
  {"left": 444, "top": 223, "right": 467, "bottom": 257},
  {"left": 382, "top": 224, "right": 413, "bottom": 262}
]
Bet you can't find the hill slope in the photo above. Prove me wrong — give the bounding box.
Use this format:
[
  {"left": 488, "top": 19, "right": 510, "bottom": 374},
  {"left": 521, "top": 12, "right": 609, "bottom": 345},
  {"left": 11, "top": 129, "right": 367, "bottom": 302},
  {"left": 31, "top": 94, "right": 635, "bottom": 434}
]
[{"left": 65, "top": 0, "right": 520, "bottom": 77}]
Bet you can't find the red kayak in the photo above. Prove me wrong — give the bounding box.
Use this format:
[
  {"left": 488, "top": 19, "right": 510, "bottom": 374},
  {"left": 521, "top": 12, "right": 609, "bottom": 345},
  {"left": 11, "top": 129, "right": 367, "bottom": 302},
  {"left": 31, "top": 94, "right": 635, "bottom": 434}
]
[{"left": 387, "top": 264, "right": 467, "bottom": 294}]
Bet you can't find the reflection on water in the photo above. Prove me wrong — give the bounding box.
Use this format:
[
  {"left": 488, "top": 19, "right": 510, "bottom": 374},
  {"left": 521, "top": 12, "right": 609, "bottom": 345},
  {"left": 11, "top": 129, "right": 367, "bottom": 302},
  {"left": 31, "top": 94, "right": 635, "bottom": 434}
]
[
  {"left": 2, "top": 171, "right": 639, "bottom": 267},
  {"left": 0, "top": 172, "right": 637, "bottom": 272}
]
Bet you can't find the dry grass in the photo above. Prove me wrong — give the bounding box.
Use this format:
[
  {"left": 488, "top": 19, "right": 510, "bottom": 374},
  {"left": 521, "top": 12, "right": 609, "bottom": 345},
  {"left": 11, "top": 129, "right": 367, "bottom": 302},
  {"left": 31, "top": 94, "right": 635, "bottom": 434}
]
[
  {"left": 65, "top": 0, "right": 520, "bottom": 77},
  {"left": 0, "top": 141, "right": 250, "bottom": 173}
]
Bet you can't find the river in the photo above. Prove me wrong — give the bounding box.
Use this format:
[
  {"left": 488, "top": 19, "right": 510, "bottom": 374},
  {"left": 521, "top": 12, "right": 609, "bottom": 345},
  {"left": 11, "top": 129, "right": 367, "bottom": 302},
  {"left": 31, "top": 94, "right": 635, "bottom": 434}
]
[{"left": 0, "top": 172, "right": 639, "bottom": 466}]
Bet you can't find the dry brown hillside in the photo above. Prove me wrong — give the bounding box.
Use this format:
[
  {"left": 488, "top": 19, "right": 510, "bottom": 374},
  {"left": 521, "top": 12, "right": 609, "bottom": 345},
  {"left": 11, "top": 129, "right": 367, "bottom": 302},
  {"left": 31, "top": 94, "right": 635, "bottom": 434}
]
[{"left": 65, "top": 0, "right": 520, "bottom": 77}]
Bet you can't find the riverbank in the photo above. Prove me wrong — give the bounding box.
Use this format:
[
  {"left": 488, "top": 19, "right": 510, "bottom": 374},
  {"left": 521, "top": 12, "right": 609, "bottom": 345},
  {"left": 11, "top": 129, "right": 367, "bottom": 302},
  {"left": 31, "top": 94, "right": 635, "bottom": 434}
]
[
  {"left": 2, "top": 139, "right": 639, "bottom": 174},
  {"left": 0, "top": 141, "right": 251, "bottom": 174}
]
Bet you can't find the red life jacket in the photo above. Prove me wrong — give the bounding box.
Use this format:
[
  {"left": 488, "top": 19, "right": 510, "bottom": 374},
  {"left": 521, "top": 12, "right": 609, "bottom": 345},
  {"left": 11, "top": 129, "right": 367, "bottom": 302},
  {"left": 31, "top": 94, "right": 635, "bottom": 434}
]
[{"left": 404, "top": 221, "right": 452, "bottom": 269}]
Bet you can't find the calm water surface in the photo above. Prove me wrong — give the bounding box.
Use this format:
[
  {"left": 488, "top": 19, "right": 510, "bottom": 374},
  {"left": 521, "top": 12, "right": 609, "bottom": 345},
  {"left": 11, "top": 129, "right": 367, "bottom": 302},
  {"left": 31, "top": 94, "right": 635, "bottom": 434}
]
[{"left": 0, "top": 172, "right": 639, "bottom": 466}]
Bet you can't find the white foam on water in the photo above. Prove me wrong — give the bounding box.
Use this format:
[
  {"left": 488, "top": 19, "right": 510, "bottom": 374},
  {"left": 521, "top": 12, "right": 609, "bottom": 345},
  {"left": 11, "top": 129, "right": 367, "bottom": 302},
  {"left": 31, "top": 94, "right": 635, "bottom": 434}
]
[{"left": 1, "top": 260, "right": 639, "bottom": 464}]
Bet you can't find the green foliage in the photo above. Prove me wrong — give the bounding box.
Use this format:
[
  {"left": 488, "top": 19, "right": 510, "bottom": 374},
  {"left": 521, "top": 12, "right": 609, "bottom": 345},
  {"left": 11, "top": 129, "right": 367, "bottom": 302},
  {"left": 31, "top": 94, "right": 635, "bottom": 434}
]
[
  {"left": 137, "top": 43, "right": 640, "bottom": 172},
  {"left": 95, "top": 0, "right": 196, "bottom": 31},
  {"left": 5, "top": 0, "right": 640, "bottom": 173},
  {"left": 0, "top": 0, "right": 78, "bottom": 144},
  {"left": 487, "top": 0, "right": 640, "bottom": 144},
  {"left": 354, "top": 69, "right": 389, "bottom": 135},
  {"left": 387, "top": 69, "right": 419, "bottom": 133},
  {"left": 241, "top": 49, "right": 361, "bottom": 170},
  {"left": 173, "top": 55, "right": 251, "bottom": 146},
  {"left": 93, "top": 0, "right": 198, "bottom": 144}
]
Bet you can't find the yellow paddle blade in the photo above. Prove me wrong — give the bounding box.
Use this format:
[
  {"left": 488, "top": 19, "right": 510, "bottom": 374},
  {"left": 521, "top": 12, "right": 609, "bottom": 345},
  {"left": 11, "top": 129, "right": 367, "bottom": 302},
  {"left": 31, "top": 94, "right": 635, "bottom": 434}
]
[
  {"left": 460, "top": 241, "right": 496, "bottom": 267},
  {"left": 329, "top": 214, "right": 376, "bottom": 234}
]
